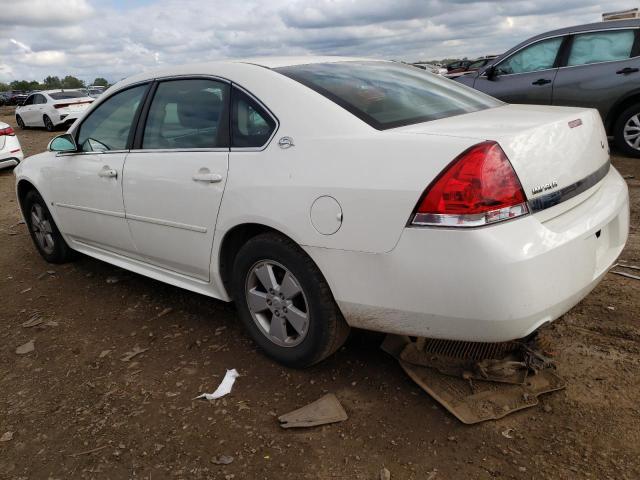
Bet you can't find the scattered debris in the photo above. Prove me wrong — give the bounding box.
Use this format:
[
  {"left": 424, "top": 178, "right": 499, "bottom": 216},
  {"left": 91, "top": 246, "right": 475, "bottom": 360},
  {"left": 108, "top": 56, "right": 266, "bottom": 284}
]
[
  {"left": 278, "top": 393, "right": 348, "bottom": 429},
  {"left": 0, "top": 431, "right": 14, "bottom": 442},
  {"left": 106, "top": 276, "right": 119, "bottom": 284},
  {"left": 121, "top": 346, "right": 149, "bottom": 362},
  {"left": 379, "top": 467, "right": 391, "bottom": 480},
  {"left": 99, "top": 349, "right": 112, "bottom": 358},
  {"left": 622, "top": 174, "right": 635, "bottom": 179},
  {"left": 501, "top": 428, "right": 515, "bottom": 439},
  {"left": 68, "top": 444, "right": 109, "bottom": 457},
  {"left": 211, "top": 455, "right": 234, "bottom": 465},
  {"left": 21, "top": 316, "right": 43, "bottom": 328},
  {"left": 194, "top": 369, "right": 239, "bottom": 401},
  {"left": 20, "top": 287, "right": 32, "bottom": 294},
  {"left": 16, "top": 339, "right": 35, "bottom": 355},
  {"left": 156, "top": 307, "right": 173, "bottom": 318}
]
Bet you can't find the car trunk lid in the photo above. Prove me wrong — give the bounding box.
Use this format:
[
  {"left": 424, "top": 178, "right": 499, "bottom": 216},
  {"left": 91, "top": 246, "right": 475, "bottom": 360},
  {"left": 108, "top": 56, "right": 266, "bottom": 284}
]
[{"left": 395, "top": 104, "right": 610, "bottom": 220}]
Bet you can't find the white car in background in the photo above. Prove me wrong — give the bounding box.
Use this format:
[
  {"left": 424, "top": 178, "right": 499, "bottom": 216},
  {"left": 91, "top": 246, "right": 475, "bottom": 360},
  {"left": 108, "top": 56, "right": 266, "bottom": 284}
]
[
  {"left": 15, "top": 90, "right": 94, "bottom": 132},
  {"left": 0, "top": 122, "right": 23, "bottom": 169},
  {"left": 13, "top": 57, "right": 629, "bottom": 367}
]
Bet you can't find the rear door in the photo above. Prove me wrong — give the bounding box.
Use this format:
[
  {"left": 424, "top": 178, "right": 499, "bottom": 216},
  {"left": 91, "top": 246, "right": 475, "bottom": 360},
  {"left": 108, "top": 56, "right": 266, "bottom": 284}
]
[
  {"left": 473, "top": 36, "right": 565, "bottom": 104},
  {"left": 33, "top": 94, "right": 47, "bottom": 126},
  {"left": 122, "top": 78, "right": 230, "bottom": 281},
  {"left": 552, "top": 28, "right": 640, "bottom": 120}
]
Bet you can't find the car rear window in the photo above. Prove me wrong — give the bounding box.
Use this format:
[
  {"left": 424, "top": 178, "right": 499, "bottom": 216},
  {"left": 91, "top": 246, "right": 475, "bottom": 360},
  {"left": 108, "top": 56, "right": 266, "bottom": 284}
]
[
  {"left": 49, "top": 91, "right": 86, "bottom": 100},
  {"left": 276, "top": 61, "right": 501, "bottom": 130}
]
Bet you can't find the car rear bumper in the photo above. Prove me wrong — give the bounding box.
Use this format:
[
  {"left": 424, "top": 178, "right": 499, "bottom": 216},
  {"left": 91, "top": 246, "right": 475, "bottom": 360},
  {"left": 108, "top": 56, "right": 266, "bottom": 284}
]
[{"left": 306, "top": 167, "right": 629, "bottom": 342}]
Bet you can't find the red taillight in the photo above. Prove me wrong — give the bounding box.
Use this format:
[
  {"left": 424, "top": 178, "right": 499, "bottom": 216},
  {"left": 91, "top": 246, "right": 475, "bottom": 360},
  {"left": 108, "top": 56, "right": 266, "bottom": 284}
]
[
  {"left": 0, "top": 126, "right": 15, "bottom": 136},
  {"left": 411, "top": 141, "right": 529, "bottom": 227}
]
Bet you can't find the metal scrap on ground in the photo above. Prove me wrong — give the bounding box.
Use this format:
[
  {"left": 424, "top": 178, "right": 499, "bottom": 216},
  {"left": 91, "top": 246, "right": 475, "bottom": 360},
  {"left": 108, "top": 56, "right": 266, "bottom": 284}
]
[
  {"left": 278, "top": 393, "right": 348, "bottom": 428},
  {"left": 382, "top": 334, "right": 565, "bottom": 424},
  {"left": 609, "top": 262, "right": 640, "bottom": 281}
]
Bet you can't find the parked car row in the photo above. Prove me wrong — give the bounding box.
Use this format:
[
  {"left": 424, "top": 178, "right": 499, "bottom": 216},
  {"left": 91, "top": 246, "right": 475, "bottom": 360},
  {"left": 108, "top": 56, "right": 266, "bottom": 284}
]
[
  {"left": 456, "top": 18, "right": 640, "bottom": 157},
  {"left": 0, "top": 91, "right": 28, "bottom": 106}
]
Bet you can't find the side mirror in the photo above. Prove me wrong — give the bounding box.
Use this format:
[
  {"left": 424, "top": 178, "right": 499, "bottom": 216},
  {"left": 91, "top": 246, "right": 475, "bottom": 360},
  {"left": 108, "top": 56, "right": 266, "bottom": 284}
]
[
  {"left": 485, "top": 65, "right": 498, "bottom": 81},
  {"left": 48, "top": 134, "right": 77, "bottom": 153}
]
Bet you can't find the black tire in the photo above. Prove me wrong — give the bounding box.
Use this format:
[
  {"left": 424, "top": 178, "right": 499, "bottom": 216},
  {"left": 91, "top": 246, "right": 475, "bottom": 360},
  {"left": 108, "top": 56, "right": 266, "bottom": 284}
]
[
  {"left": 231, "top": 232, "right": 350, "bottom": 368},
  {"left": 23, "top": 190, "right": 75, "bottom": 264},
  {"left": 15, "top": 115, "right": 25, "bottom": 129},
  {"left": 43, "top": 115, "right": 55, "bottom": 132},
  {"left": 613, "top": 103, "right": 640, "bottom": 158}
]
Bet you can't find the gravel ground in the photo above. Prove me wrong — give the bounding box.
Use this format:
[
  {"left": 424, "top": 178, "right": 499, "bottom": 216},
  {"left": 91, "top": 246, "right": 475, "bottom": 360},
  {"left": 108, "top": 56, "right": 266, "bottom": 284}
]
[{"left": 1, "top": 105, "right": 639, "bottom": 479}]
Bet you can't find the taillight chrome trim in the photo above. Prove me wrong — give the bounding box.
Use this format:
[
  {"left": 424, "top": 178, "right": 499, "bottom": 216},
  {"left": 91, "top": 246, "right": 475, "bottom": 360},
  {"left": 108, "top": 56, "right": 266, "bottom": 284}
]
[
  {"left": 411, "top": 202, "right": 529, "bottom": 228},
  {"left": 527, "top": 161, "right": 610, "bottom": 213}
]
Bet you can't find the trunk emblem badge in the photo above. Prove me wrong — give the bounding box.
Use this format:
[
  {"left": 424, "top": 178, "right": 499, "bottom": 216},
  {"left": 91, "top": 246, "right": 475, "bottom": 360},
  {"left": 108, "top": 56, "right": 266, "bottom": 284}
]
[
  {"left": 568, "top": 119, "right": 583, "bottom": 128},
  {"left": 531, "top": 181, "right": 558, "bottom": 195}
]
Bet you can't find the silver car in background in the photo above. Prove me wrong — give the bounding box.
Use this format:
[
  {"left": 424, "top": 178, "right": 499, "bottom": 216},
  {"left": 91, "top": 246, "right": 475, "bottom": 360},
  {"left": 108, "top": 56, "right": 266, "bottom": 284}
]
[{"left": 456, "top": 19, "right": 640, "bottom": 157}]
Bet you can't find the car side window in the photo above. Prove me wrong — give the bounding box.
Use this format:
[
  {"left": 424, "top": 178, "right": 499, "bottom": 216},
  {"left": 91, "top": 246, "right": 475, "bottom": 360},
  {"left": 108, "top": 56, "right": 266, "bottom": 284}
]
[
  {"left": 23, "top": 95, "right": 34, "bottom": 106},
  {"left": 231, "top": 88, "right": 276, "bottom": 148},
  {"left": 497, "top": 37, "right": 563, "bottom": 75},
  {"left": 142, "top": 79, "right": 229, "bottom": 149},
  {"left": 35, "top": 95, "right": 46, "bottom": 104},
  {"left": 568, "top": 30, "right": 636, "bottom": 66},
  {"left": 76, "top": 84, "right": 147, "bottom": 152}
]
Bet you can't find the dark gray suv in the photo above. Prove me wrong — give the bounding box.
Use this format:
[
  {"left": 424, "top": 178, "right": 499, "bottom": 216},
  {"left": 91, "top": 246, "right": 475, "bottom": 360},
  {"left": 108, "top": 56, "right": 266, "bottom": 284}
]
[{"left": 456, "top": 19, "right": 640, "bottom": 157}]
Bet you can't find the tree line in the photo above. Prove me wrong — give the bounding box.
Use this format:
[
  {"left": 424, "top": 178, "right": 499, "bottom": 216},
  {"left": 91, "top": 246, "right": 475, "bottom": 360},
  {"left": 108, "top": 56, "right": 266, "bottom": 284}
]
[{"left": 0, "top": 76, "right": 110, "bottom": 92}]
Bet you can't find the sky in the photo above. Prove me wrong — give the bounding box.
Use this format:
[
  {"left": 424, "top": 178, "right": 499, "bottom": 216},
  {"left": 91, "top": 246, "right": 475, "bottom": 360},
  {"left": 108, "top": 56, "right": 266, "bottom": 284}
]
[{"left": 0, "top": 0, "right": 637, "bottom": 84}]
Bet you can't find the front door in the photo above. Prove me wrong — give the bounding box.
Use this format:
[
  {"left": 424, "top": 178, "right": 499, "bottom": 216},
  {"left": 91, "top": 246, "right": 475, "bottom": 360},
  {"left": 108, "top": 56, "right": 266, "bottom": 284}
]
[
  {"left": 50, "top": 84, "right": 149, "bottom": 255},
  {"left": 123, "top": 78, "right": 230, "bottom": 281},
  {"left": 474, "top": 36, "right": 564, "bottom": 105}
]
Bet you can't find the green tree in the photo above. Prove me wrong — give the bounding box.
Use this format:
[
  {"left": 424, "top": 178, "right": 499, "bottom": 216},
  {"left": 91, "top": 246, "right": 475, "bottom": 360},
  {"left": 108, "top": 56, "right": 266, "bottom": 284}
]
[
  {"left": 43, "top": 75, "right": 62, "bottom": 89},
  {"left": 61, "top": 75, "right": 85, "bottom": 89},
  {"left": 10, "top": 80, "right": 39, "bottom": 91},
  {"left": 0, "top": 82, "right": 9, "bottom": 92},
  {"left": 92, "top": 77, "right": 109, "bottom": 87}
]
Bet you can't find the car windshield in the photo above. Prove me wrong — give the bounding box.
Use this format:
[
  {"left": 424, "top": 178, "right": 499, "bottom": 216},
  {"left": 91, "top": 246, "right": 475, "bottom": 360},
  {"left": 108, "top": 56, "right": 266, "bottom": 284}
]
[
  {"left": 276, "top": 61, "right": 501, "bottom": 130},
  {"left": 49, "top": 91, "right": 86, "bottom": 100}
]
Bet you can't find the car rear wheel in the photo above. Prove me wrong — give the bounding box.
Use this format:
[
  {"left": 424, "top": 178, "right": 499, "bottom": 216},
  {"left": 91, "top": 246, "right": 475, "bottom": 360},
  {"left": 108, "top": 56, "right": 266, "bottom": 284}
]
[
  {"left": 43, "top": 115, "right": 55, "bottom": 132},
  {"left": 231, "top": 232, "right": 350, "bottom": 368},
  {"left": 15, "top": 115, "right": 25, "bottom": 129},
  {"left": 23, "top": 190, "right": 75, "bottom": 263},
  {"left": 614, "top": 103, "right": 640, "bottom": 158}
]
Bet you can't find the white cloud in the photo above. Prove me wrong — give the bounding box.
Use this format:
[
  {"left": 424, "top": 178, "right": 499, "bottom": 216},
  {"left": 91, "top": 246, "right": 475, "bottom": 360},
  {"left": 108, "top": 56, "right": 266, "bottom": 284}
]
[{"left": 0, "top": 0, "right": 635, "bottom": 83}]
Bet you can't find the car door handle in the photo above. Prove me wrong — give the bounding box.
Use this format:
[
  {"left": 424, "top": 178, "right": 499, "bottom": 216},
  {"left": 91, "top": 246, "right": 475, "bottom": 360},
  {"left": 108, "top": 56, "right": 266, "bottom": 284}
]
[
  {"left": 616, "top": 67, "right": 639, "bottom": 75},
  {"left": 98, "top": 167, "right": 118, "bottom": 179},
  {"left": 532, "top": 78, "right": 552, "bottom": 86},
  {"left": 192, "top": 172, "right": 223, "bottom": 183}
]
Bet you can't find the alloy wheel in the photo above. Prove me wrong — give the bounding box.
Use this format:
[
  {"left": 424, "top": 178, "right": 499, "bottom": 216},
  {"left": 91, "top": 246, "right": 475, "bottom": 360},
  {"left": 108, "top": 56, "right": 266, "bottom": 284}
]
[
  {"left": 30, "top": 203, "right": 55, "bottom": 255},
  {"left": 245, "top": 260, "right": 309, "bottom": 347},
  {"left": 623, "top": 114, "right": 640, "bottom": 151}
]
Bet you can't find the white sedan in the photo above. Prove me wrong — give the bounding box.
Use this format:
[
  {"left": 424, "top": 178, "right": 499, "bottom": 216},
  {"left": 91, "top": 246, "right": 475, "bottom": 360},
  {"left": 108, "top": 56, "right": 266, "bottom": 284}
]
[
  {"left": 14, "top": 57, "right": 629, "bottom": 367},
  {"left": 15, "top": 90, "right": 94, "bottom": 132},
  {"left": 0, "top": 122, "right": 23, "bottom": 169}
]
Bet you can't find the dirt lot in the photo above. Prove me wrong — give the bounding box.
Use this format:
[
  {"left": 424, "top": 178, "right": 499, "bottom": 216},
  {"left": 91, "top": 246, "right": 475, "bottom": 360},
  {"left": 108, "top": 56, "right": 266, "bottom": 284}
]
[{"left": 1, "top": 104, "right": 639, "bottom": 480}]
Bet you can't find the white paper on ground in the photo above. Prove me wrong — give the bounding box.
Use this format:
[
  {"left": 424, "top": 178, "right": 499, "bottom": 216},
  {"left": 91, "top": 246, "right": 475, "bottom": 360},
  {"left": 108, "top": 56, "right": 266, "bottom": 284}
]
[{"left": 194, "top": 369, "right": 239, "bottom": 400}]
